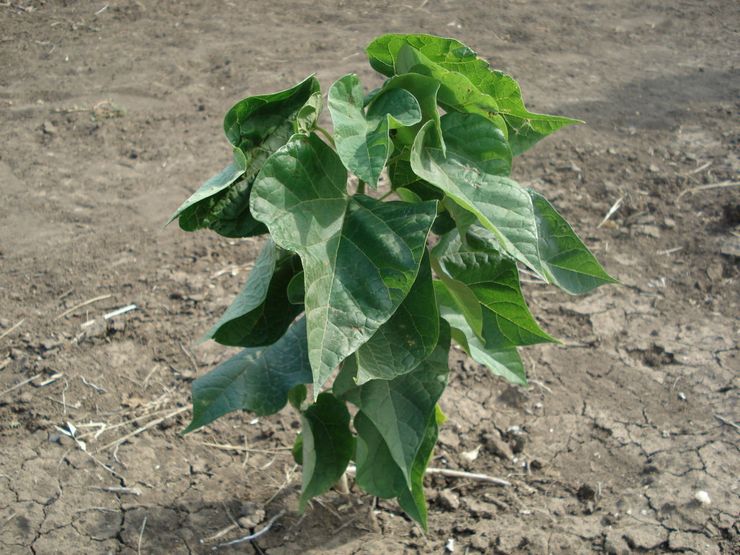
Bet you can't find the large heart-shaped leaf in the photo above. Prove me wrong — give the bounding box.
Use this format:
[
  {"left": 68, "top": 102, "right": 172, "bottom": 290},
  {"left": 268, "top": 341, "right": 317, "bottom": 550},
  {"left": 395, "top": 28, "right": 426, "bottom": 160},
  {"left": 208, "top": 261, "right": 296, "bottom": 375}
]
[
  {"left": 435, "top": 280, "right": 526, "bottom": 385},
  {"left": 251, "top": 133, "right": 437, "bottom": 392},
  {"left": 183, "top": 318, "right": 311, "bottom": 433},
  {"left": 335, "top": 322, "right": 450, "bottom": 487},
  {"left": 433, "top": 230, "right": 555, "bottom": 348},
  {"left": 355, "top": 251, "right": 439, "bottom": 384},
  {"left": 411, "top": 113, "right": 546, "bottom": 277},
  {"left": 203, "top": 238, "right": 303, "bottom": 347},
  {"left": 299, "top": 392, "right": 353, "bottom": 510},
  {"left": 328, "top": 74, "right": 421, "bottom": 187},
  {"left": 367, "top": 34, "right": 580, "bottom": 155},
  {"left": 171, "top": 75, "right": 320, "bottom": 237},
  {"left": 529, "top": 190, "right": 618, "bottom": 294}
]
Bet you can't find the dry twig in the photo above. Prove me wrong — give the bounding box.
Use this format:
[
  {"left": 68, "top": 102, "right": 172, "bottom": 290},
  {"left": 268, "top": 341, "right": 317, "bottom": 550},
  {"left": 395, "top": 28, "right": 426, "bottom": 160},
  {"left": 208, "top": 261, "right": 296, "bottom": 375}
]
[
  {"left": 137, "top": 515, "right": 147, "bottom": 555},
  {"left": 0, "top": 319, "right": 24, "bottom": 341},
  {"left": 56, "top": 294, "right": 112, "bottom": 319},
  {"left": 96, "top": 406, "right": 189, "bottom": 452},
  {"left": 597, "top": 196, "right": 623, "bottom": 228},
  {"left": 0, "top": 373, "right": 42, "bottom": 397},
  {"left": 677, "top": 180, "right": 739, "bottom": 202},
  {"left": 213, "top": 510, "right": 286, "bottom": 550},
  {"left": 714, "top": 414, "right": 740, "bottom": 432}
]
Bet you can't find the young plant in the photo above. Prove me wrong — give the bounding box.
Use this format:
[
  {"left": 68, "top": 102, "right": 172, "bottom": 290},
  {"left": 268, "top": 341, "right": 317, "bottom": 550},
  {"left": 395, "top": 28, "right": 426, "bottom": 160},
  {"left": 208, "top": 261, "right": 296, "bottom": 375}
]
[{"left": 171, "top": 33, "right": 616, "bottom": 529}]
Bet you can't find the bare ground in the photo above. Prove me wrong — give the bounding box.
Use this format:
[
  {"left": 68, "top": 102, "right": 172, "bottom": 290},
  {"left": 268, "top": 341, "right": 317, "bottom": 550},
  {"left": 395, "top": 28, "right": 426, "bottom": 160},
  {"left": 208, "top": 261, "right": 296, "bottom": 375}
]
[{"left": 0, "top": 1, "right": 738, "bottom": 553}]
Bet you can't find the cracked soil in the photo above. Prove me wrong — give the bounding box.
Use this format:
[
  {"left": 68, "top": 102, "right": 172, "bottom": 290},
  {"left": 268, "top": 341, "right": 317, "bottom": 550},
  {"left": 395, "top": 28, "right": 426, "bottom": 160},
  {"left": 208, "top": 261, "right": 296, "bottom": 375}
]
[{"left": 0, "top": 0, "right": 738, "bottom": 553}]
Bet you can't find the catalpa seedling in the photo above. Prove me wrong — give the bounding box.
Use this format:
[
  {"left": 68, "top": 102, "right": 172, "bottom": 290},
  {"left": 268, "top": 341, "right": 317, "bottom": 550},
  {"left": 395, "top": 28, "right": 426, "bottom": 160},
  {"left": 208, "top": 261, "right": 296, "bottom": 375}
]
[{"left": 170, "top": 33, "right": 616, "bottom": 529}]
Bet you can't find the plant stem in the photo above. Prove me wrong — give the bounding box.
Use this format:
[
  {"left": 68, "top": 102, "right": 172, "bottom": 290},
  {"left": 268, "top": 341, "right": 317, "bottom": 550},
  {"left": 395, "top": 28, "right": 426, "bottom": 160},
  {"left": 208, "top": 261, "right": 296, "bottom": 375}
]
[
  {"left": 378, "top": 190, "right": 394, "bottom": 201},
  {"left": 356, "top": 180, "right": 366, "bottom": 195},
  {"left": 315, "top": 126, "right": 335, "bottom": 147},
  {"left": 335, "top": 472, "right": 350, "bottom": 494}
]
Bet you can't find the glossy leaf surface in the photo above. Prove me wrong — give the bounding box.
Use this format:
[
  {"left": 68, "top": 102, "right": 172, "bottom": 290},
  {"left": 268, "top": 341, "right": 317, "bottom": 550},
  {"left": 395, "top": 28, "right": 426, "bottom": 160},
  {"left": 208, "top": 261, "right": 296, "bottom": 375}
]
[
  {"left": 251, "top": 133, "right": 437, "bottom": 392},
  {"left": 329, "top": 74, "right": 421, "bottom": 187},
  {"left": 172, "top": 75, "right": 320, "bottom": 237}
]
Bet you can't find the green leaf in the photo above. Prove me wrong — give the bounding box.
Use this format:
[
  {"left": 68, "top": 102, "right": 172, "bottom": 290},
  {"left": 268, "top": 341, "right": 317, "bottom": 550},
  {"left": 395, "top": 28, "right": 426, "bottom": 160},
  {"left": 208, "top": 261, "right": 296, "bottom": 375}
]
[
  {"left": 432, "top": 267, "right": 483, "bottom": 339},
  {"left": 411, "top": 113, "right": 546, "bottom": 278},
  {"left": 294, "top": 91, "right": 322, "bottom": 134},
  {"left": 367, "top": 33, "right": 580, "bottom": 154},
  {"left": 288, "top": 384, "right": 308, "bottom": 411},
  {"left": 251, "top": 133, "right": 437, "bottom": 393},
  {"left": 292, "top": 433, "right": 303, "bottom": 465},
  {"left": 395, "top": 187, "right": 422, "bottom": 203},
  {"left": 287, "top": 271, "right": 305, "bottom": 305},
  {"left": 434, "top": 280, "right": 526, "bottom": 386},
  {"left": 355, "top": 251, "right": 439, "bottom": 384},
  {"left": 375, "top": 73, "right": 442, "bottom": 149},
  {"left": 395, "top": 43, "right": 508, "bottom": 137},
  {"left": 203, "top": 238, "right": 303, "bottom": 347},
  {"left": 328, "top": 74, "right": 421, "bottom": 187},
  {"left": 353, "top": 411, "right": 408, "bottom": 498},
  {"left": 353, "top": 407, "right": 440, "bottom": 530},
  {"left": 171, "top": 75, "right": 320, "bottom": 237},
  {"left": 183, "top": 318, "right": 311, "bottom": 434},
  {"left": 224, "top": 75, "right": 320, "bottom": 151},
  {"left": 337, "top": 322, "right": 450, "bottom": 488},
  {"left": 529, "top": 190, "right": 618, "bottom": 294},
  {"left": 299, "top": 392, "right": 353, "bottom": 510},
  {"left": 433, "top": 230, "right": 555, "bottom": 348},
  {"left": 397, "top": 407, "right": 439, "bottom": 530}
]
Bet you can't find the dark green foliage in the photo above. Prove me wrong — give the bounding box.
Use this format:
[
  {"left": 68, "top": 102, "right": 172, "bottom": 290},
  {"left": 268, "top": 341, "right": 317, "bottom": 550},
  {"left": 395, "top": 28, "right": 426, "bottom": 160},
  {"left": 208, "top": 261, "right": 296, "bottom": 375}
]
[{"left": 174, "top": 33, "right": 615, "bottom": 530}]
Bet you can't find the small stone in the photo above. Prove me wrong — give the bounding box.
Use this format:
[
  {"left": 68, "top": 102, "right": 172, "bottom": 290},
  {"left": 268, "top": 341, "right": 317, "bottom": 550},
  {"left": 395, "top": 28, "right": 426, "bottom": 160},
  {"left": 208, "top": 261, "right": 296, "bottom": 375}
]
[
  {"left": 444, "top": 538, "right": 455, "bottom": 552},
  {"left": 465, "top": 499, "right": 494, "bottom": 519},
  {"left": 635, "top": 225, "right": 661, "bottom": 238},
  {"left": 706, "top": 262, "right": 723, "bottom": 283},
  {"left": 720, "top": 235, "right": 740, "bottom": 257},
  {"left": 437, "top": 489, "right": 460, "bottom": 511},
  {"left": 694, "top": 490, "right": 711, "bottom": 505},
  {"left": 42, "top": 120, "right": 56, "bottom": 135},
  {"left": 18, "top": 392, "right": 33, "bottom": 404},
  {"left": 648, "top": 163, "right": 660, "bottom": 173},
  {"left": 238, "top": 509, "right": 265, "bottom": 529},
  {"left": 481, "top": 432, "right": 513, "bottom": 460},
  {"left": 40, "top": 339, "right": 62, "bottom": 351},
  {"left": 83, "top": 320, "right": 107, "bottom": 339},
  {"left": 677, "top": 391, "right": 686, "bottom": 401},
  {"left": 461, "top": 444, "right": 481, "bottom": 462}
]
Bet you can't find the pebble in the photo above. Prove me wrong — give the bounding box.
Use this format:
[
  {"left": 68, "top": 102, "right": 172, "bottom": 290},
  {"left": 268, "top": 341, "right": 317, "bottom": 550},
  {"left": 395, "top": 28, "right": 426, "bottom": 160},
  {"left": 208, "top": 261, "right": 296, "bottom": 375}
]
[
  {"left": 481, "top": 432, "right": 513, "bottom": 460},
  {"left": 437, "top": 489, "right": 460, "bottom": 511},
  {"left": 694, "top": 490, "right": 711, "bottom": 505},
  {"left": 42, "top": 120, "right": 57, "bottom": 135},
  {"left": 238, "top": 508, "right": 265, "bottom": 529}
]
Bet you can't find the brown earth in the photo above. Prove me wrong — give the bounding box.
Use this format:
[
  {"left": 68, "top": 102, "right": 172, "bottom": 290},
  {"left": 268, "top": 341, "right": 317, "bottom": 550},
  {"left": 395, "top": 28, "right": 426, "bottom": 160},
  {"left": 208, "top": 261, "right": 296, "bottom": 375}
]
[{"left": 1, "top": 1, "right": 738, "bottom": 553}]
